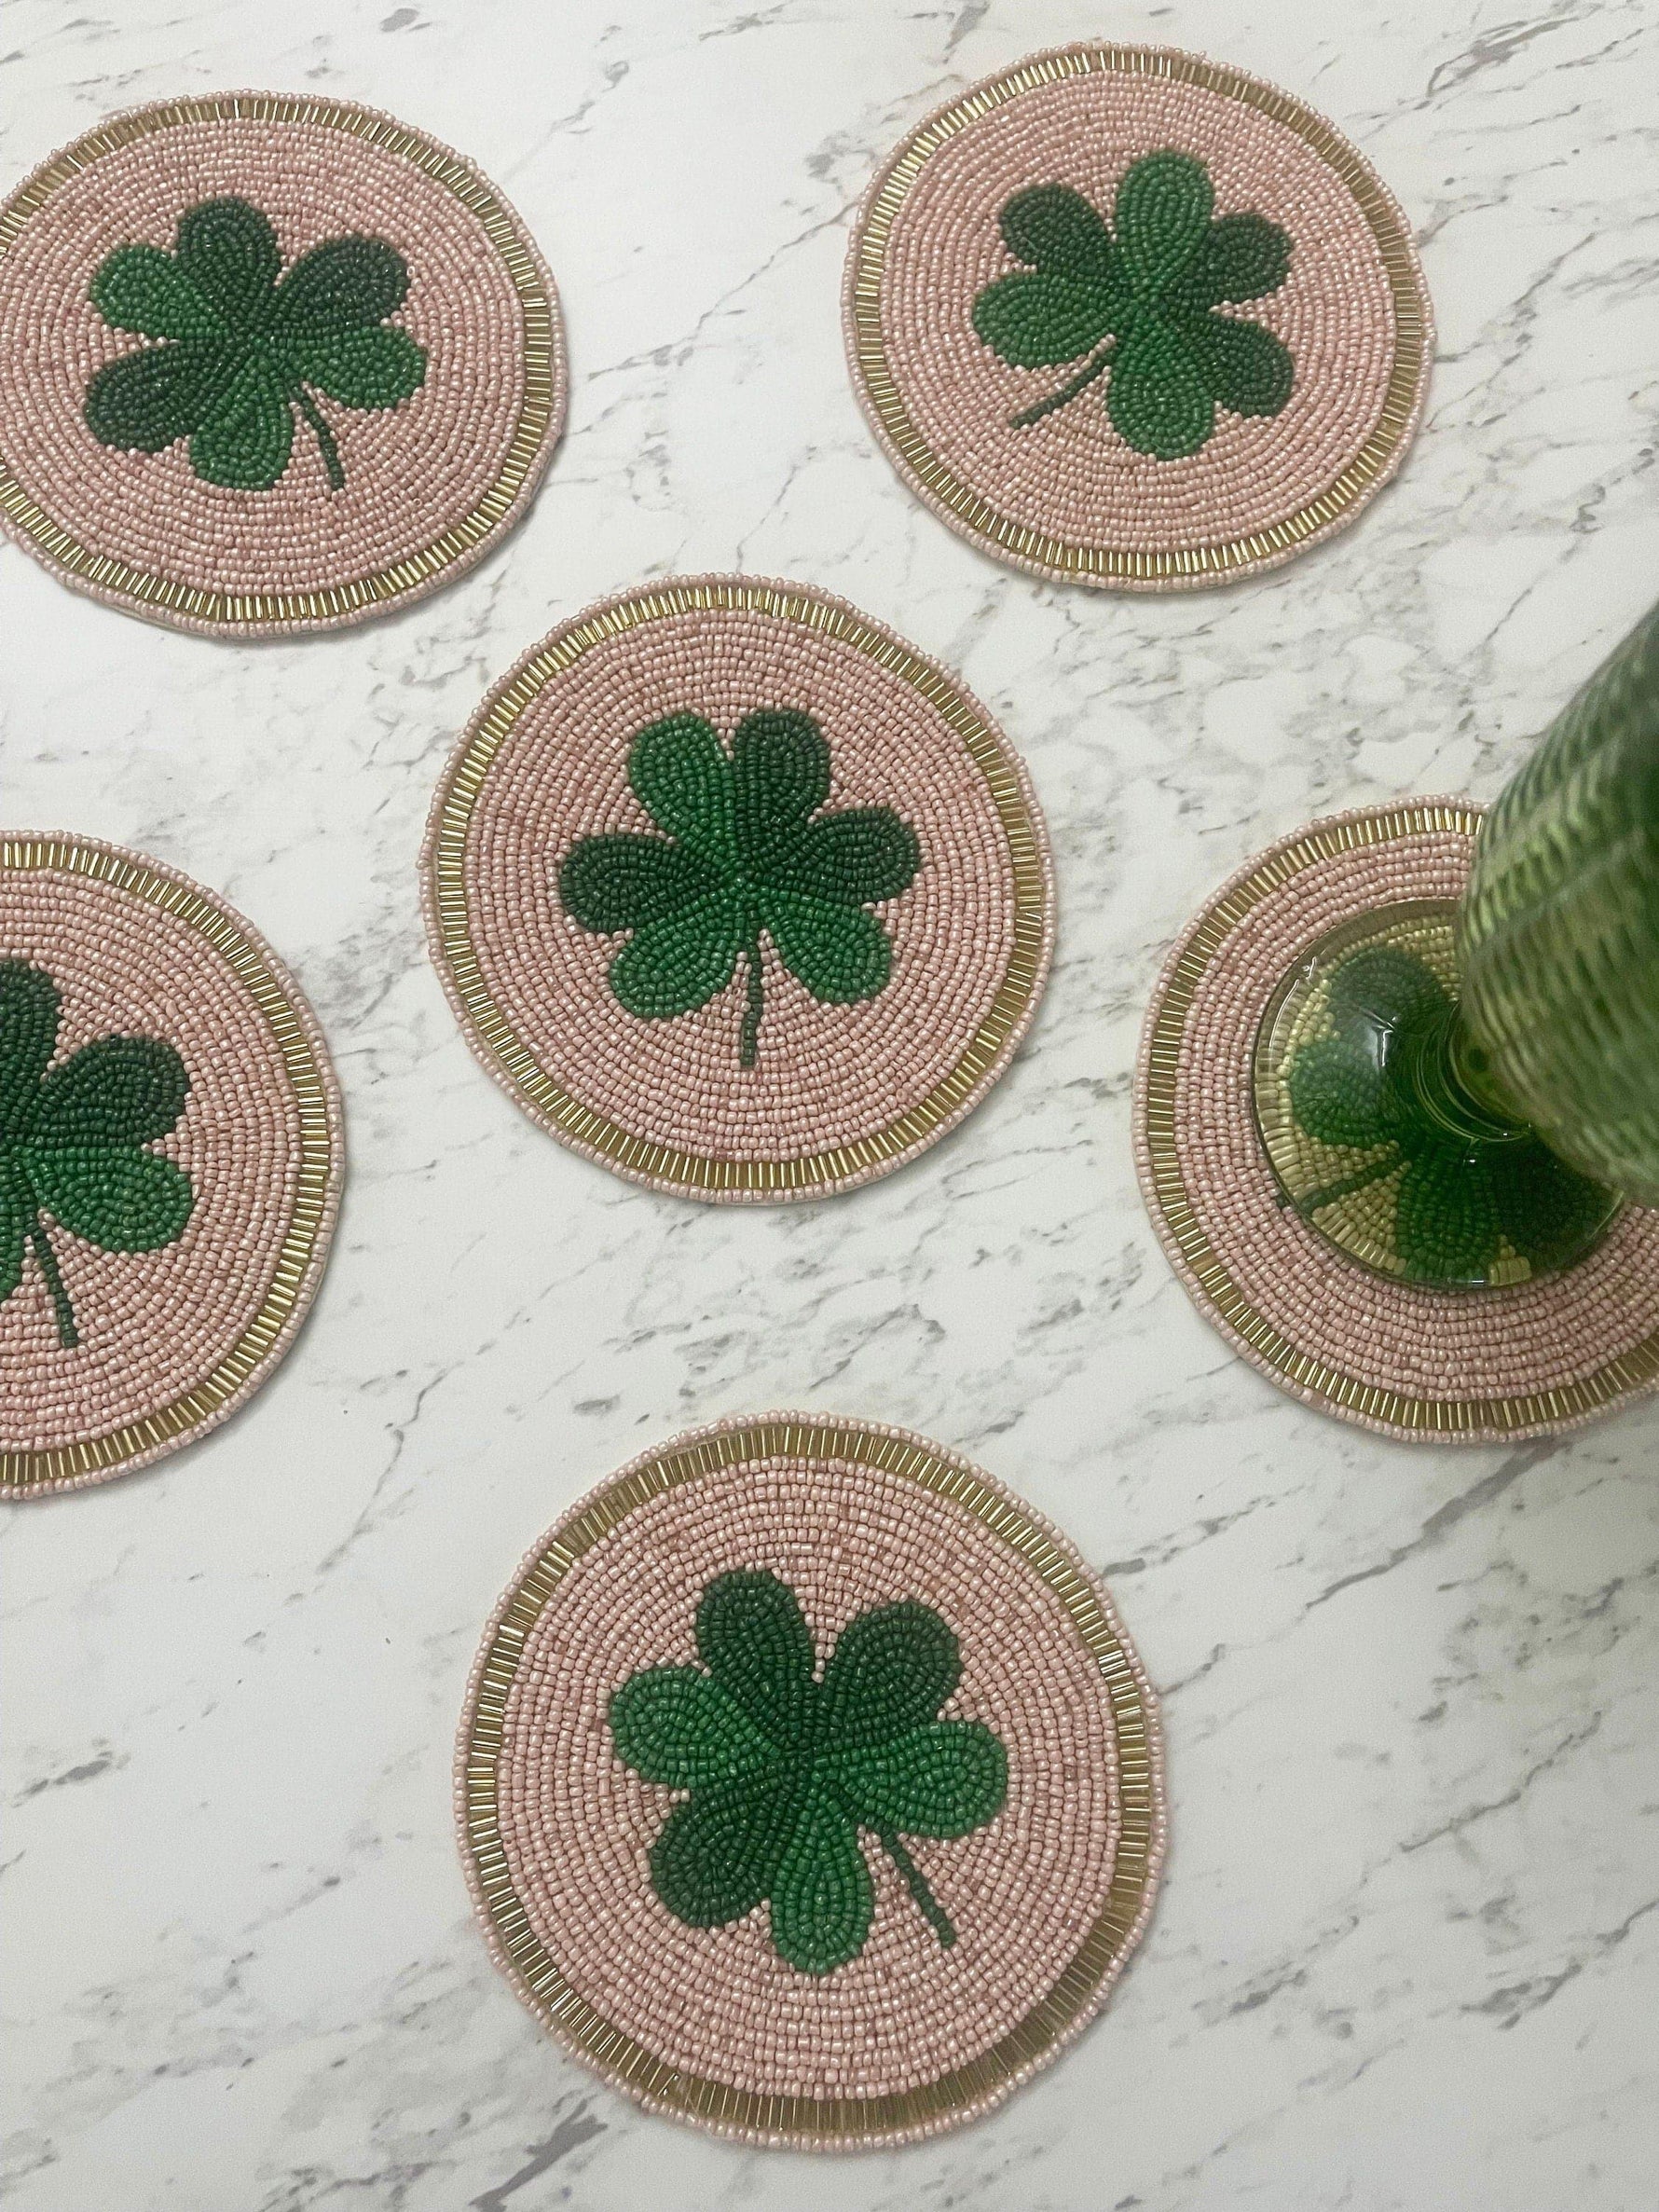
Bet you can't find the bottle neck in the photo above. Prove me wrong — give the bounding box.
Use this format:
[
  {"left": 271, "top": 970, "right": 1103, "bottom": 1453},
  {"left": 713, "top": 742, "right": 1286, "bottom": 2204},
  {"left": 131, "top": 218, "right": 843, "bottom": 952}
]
[{"left": 1396, "top": 1003, "right": 1532, "bottom": 1147}]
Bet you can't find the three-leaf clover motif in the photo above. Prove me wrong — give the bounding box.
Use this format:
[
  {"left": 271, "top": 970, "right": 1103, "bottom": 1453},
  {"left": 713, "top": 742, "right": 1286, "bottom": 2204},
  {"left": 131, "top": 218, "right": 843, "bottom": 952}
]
[
  {"left": 1286, "top": 945, "right": 1609, "bottom": 1282},
  {"left": 971, "top": 150, "right": 1294, "bottom": 458},
  {"left": 84, "top": 197, "right": 428, "bottom": 491},
  {"left": 558, "top": 709, "right": 922, "bottom": 1067},
  {"left": 609, "top": 1569, "right": 1008, "bottom": 1975},
  {"left": 0, "top": 960, "right": 195, "bottom": 1347}
]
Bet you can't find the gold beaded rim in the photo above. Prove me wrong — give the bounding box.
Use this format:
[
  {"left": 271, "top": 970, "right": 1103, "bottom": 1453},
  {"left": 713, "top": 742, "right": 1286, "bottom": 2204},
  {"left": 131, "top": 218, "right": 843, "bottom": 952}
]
[
  {"left": 844, "top": 43, "right": 1433, "bottom": 590},
  {"left": 0, "top": 91, "right": 566, "bottom": 637},
  {"left": 422, "top": 575, "right": 1055, "bottom": 1202},
  {"left": 1134, "top": 801, "right": 1659, "bottom": 1438},
  {"left": 0, "top": 835, "right": 343, "bottom": 1495},
  {"left": 455, "top": 1413, "right": 1165, "bottom": 2149}
]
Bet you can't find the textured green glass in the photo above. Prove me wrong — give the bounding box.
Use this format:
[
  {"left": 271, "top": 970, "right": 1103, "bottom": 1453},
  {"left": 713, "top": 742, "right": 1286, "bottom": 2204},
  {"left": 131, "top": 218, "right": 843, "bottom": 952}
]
[{"left": 1459, "top": 601, "right": 1659, "bottom": 1202}]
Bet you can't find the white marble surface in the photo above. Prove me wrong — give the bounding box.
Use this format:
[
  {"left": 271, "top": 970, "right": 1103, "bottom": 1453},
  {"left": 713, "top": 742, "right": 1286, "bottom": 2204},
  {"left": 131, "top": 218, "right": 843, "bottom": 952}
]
[{"left": 4, "top": 2, "right": 1657, "bottom": 2205}]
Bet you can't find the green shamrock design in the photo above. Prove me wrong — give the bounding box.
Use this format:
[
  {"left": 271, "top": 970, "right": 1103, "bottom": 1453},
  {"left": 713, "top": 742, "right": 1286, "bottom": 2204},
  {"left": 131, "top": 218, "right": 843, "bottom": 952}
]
[
  {"left": 609, "top": 1569, "right": 1008, "bottom": 1975},
  {"left": 84, "top": 197, "right": 428, "bottom": 492},
  {"left": 0, "top": 960, "right": 195, "bottom": 1348},
  {"left": 1285, "top": 945, "right": 1610, "bottom": 1282},
  {"left": 558, "top": 709, "right": 921, "bottom": 1068},
  {"left": 971, "top": 149, "right": 1294, "bottom": 458}
]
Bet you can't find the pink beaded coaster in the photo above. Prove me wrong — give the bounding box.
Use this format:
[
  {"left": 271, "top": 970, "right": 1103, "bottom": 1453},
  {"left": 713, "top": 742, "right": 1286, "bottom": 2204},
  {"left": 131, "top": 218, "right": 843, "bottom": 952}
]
[
  {"left": 457, "top": 1413, "right": 1164, "bottom": 2149},
  {"left": 423, "top": 575, "right": 1054, "bottom": 1202},
  {"left": 1134, "top": 804, "right": 1659, "bottom": 1441},
  {"left": 0, "top": 92, "right": 566, "bottom": 637},
  {"left": 0, "top": 836, "right": 343, "bottom": 1496},
  {"left": 845, "top": 45, "right": 1432, "bottom": 590}
]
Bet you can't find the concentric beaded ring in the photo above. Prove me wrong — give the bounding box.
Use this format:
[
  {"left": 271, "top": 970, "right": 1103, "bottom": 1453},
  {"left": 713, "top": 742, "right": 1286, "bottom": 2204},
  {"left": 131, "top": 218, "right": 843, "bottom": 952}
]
[
  {"left": 423, "top": 575, "right": 1054, "bottom": 1201},
  {"left": 457, "top": 1413, "right": 1164, "bottom": 2149},
  {"left": 0, "top": 92, "right": 566, "bottom": 636},
  {"left": 1134, "top": 804, "right": 1659, "bottom": 1441},
  {"left": 0, "top": 835, "right": 343, "bottom": 1495},
  {"left": 846, "top": 44, "right": 1433, "bottom": 589}
]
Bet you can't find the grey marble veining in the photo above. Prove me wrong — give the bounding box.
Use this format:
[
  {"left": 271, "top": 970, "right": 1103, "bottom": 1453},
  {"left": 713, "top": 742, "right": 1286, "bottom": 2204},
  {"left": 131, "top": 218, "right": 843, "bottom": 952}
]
[{"left": 3, "top": 2, "right": 1657, "bottom": 2207}]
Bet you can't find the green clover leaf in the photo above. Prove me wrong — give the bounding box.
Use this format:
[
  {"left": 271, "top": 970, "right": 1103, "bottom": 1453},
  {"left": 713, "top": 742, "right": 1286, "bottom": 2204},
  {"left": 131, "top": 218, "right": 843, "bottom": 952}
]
[
  {"left": 558, "top": 708, "right": 922, "bottom": 1067},
  {"left": 972, "top": 151, "right": 1294, "bottom": 456},
  {"left": 1285, "top": 946, "right": 1608, "bottom": 1281},
  {"left": 610, "top": 1569, "right": 1008, "bottom": 1975},
  {"left": 84, "top": 198, "right": 428, "bottom": 492},
  {"left": 0, "top": 958, "right": 195, "bottom": 1347}
]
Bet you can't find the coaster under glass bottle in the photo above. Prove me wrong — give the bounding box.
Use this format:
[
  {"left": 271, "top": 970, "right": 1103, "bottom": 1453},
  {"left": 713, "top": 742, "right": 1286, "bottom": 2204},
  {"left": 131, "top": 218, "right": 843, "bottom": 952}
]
[{"left": 1254, "top": 899, "right": 1619, "bottom": 1288}]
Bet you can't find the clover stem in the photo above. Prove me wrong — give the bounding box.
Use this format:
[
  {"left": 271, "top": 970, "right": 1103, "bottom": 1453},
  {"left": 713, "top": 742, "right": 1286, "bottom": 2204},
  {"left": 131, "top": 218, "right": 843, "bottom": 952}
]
[
  {"left": 294, "top": 387, "right": 345, "bottom": 492},
  {"left": 877, "top": 1829, "right": 956, "bottom": 1950},
  {"left": 739, "top": 933, "right": 765, "bottom": 1069},
  {"left": 1010, "top": 338, "right": 1117, "bottom": 429},
  {"left": 1290, "top": 1147, "right": 1404, "bottom": 1222},
  {"left": 29, "top": 1223, "right": 78, "bottom": 1349}
]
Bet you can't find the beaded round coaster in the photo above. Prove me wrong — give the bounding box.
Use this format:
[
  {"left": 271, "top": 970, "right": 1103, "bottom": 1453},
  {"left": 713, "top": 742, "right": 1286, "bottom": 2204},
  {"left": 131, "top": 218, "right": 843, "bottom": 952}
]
[
  {"left": 0, "top": 92, "right": 566, "bottom": 637},
  {"left": 457, "top": 1413, "right": 1164, "bottom": 2149},
  {"left": 0, "top": 836, "right": 343, "bottom": 1496},
  {"left": 845, "top": 44, "right": 1433, "bottom": 590},
  {"left": 423, "top": 575, "right": 1054, "bottom": 1202},
  {"left": 1133, "top": 804, "right": 1659, "bottom": 1441}
]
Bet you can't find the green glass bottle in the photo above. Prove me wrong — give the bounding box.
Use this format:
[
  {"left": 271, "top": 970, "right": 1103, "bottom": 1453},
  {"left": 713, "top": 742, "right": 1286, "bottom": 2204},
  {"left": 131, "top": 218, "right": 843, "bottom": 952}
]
[{"left": 1254, "top": 599, "right": 1659, "bottom": 1286}]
